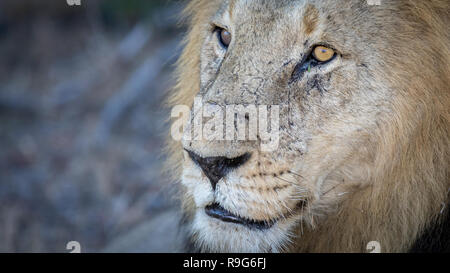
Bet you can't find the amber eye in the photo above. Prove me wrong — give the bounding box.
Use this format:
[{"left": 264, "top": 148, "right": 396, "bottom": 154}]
[
  {"left": 217, "top": 28, "right": 232, "bottom": 48},
  {"left": 312, "top": 45, "right": 335, "bottom": 62}
]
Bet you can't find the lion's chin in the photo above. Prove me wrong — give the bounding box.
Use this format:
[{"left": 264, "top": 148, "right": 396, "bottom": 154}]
[{"left": 190, "top": 207, "right": 298, "bottom": 253}]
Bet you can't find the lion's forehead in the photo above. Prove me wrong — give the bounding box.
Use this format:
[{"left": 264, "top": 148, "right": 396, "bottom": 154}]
[
  {"left": 229, "top": 1, "right": 314, "bottom": 50},
  {"left": 224, "top": 0, "right": 396, "bottom": 57}
]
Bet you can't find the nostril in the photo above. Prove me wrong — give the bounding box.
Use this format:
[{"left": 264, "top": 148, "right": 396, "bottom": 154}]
[{"left": 185, "top": 150, "right": 251, "bottom": 191}]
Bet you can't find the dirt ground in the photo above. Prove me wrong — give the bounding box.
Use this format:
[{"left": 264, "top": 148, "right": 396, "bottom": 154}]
[{"left": 0, "top": 0, "right": 185, "bottom": 252}]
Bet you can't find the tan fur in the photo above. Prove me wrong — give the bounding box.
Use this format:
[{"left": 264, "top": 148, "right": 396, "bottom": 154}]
[
  {"left": 302, "top": 4, "right": 319, "bottom": 35},
  {"left": 167, "top": 0, "right": 450, "bottom": 253}
]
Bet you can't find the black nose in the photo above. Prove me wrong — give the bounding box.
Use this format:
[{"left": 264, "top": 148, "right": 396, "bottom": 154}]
[{"left": 186, "top": 150, "right": 251, "bottom": 191}]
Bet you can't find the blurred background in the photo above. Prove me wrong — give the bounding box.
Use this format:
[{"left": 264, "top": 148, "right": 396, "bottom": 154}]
[{"left": 0, "top": 0, "right": 186, "bottom": 252}]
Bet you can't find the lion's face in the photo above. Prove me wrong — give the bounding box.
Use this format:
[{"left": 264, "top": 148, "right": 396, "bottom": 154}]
[{"left": 175, "top": 0, "right": 446, "bottom": 252}]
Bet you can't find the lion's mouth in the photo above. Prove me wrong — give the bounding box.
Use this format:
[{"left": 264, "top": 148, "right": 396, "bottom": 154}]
[{"left": 205, "top": 203, "right": 276, "bottom": 230}]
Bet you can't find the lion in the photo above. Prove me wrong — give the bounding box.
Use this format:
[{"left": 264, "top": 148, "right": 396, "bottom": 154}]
[{"left": 167, "top": 0, "right": 450, "bottom": 253}]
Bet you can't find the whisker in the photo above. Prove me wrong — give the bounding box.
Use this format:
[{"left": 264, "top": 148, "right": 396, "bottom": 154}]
[
  {"left": 275, "top": 175, "right": 297, "bottom": 185},
  {"left": 322, "top": 180, "right": 345, "bottom": 197},
  {"left": 288, "top": 197, "right": 307, "bottom": 201},
  {"left": 288, "top": 170, "right": 304, "bottom": 179}
]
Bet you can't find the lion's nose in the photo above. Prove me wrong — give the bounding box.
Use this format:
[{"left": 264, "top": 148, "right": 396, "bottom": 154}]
[{"left": 186, "top": 150, "right": 251, "bottom": 191}]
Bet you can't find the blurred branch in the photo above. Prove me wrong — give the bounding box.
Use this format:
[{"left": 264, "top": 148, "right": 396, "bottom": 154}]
[
  {"left": 93, "top": 38, "right": 179, "bottom": 146},
  {"left": 118, "top": 23, "right": 152, "bottom": 61},
  {"left": 0, "top": 93, "right": 39, "bottom": 115}
]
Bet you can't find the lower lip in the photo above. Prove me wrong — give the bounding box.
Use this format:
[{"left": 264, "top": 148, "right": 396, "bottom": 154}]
[{"left": 204, "top": 203, "right": 276, "bottom": 230}]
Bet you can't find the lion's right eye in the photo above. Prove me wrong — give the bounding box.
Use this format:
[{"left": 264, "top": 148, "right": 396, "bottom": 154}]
[
  {"left": 312, "top": 46, "right": 335, "bottom": 63},
  {"left": 216, "top": 28, "right": 232, "bottom": 49}
]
